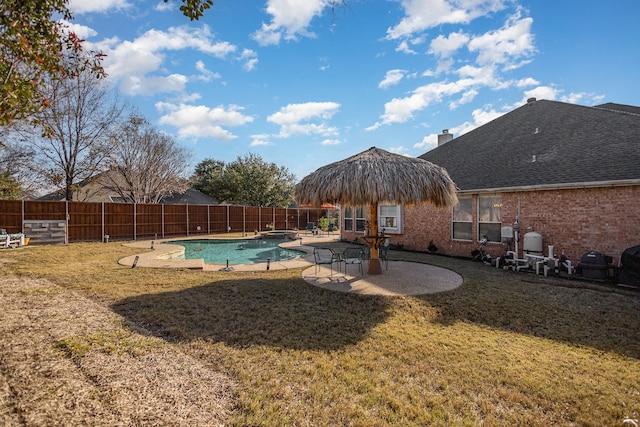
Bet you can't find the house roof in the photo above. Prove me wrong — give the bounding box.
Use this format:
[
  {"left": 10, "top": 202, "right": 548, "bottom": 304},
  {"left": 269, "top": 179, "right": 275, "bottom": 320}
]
[
  {"left": 419, "top": 99, "right": 640, "bottom": 192},
  {"left": 38, "top": 170, "right": 217, "bottom": 204}
]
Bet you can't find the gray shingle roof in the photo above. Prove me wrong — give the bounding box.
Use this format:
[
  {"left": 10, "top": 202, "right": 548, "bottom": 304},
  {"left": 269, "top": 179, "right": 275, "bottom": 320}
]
[{"left": 419, "top": 99, "right": 640, "bottom": 191}]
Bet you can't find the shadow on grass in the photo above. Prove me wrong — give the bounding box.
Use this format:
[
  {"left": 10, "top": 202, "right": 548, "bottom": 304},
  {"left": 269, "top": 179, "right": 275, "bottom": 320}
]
[
  {"left": 307, "top": 241, "right": 640, "bottom": 359},
  {"left": 111, "top": 275, "right": 391, "bottom": 351},
  {"left": 408, "top": 253, "right": 640, "bottom": 359}
]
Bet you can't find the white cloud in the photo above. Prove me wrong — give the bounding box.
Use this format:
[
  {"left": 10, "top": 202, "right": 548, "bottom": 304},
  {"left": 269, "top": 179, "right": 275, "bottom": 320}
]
[
  {"left": 468, "top": 14, "right": 535, "bottom": 67},
  {"left": 268, "top": 102, "right": 340, "bottom": 125},
  {"left": 86, "top": 25, "right": 237, "bottom": 96},
  {"left": 320, "top": 139, "right": 341, "bottom": 146},
  {"left": 414, "top": 105, "right": 505, "bottom": 150},
  {"left": 395, "top": 40, "right": 417, "bottom": 54},
  {"left": 250, "top": 134, "right": 273, "bottom": 146},
  {"left": 121, "top": 74, "right": 188, "bottom": 96},
  {"left": 195, "top": 61, "right": 221, "bottom": 82},
  {"left": 379, "top": 70, "right": 407, "bottom": 89},
  {"left": 156, "top": 103, "right": 254, "bottom": 141},
  {"left": 252, "top": 0, "right": 330, "bottom": 46},
  {"left": 154, "top": 1, "right": 173, "bottom": 12},
  {"left": 239, "top": 49, "right": 258, "bottom": 71},
  {"left": 367, "top": 79, "right": 476, "bottom": 129},
  {"left": 68, "top": 0, "right": 131, "bottom": 14},
  {"left": 389, "top": 146, "right": 410, "bottom": 155},
  {"left": 449, "top": 89, "right": 479, "bottom": 109},
  {"left": 429, "top": 31, "right": 470, "bottom": 58},
  {"left": 516, "top": 77, "right": 539, "bottom": 87},
  {"left": 413, "top": 133, "right": 439, "bottom": 150},
  {"left": 268, "top": 102, "right": 340, "bottom": 138},
  {"left": 387, "top": 0, "right": 505, "bottom": 40},
  {"left": 58, "top": 20, "right": 97, "bottom": 39}
]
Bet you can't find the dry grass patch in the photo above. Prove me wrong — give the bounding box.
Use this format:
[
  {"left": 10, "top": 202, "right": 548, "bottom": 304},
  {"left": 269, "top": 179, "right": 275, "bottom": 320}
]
[{"left": 1, "top": 241, "right": 639, "bottom": 425}]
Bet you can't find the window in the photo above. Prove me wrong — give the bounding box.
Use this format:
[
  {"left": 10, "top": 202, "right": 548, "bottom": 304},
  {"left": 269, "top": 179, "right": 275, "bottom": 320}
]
[
  {"left": 452, "top": 196, "right": 472, "bottom": 240},
  {"left": 478, "top": 194, "right": 502, "bottom": 242},
  {"left": 378, "top": 204, "right": 402, "bottom": 234},
  {"left": 355, "top": 206, "right": 366, "bottom": 232},
  {"left": 344, "top": 207, "right": 353, "bottom": 232}
]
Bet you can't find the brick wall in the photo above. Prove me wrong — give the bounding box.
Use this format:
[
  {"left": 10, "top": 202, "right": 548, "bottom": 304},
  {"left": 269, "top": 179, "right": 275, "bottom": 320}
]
[{"left": 340, "top": 185, "right": 640, "bottom": 265}]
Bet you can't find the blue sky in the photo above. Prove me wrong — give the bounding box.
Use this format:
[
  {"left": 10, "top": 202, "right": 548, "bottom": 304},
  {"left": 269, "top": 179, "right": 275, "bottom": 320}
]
[{"left": 65, "top": 0, "right": 640, "bottom": 181}]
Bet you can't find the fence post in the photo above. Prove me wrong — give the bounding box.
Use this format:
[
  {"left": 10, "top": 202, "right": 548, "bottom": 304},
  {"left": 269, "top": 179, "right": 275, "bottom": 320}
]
[
  {"left": 186, "top": 204, "right": 189, "bottom": 236},
  {"left": 133, "top": 203, "right": 137, "bottom": 241},
  {"left": 162, "top": 204, "right": 165, "bottom": 238},
  {"left": 101, "top": 202, "right": 105, "bottom": 242},
  {"left": 65, "top": 201, "right": 69, "bottom": 244},
  {"left": 243, "top": 206, "right": 246, "bottom": 236}
]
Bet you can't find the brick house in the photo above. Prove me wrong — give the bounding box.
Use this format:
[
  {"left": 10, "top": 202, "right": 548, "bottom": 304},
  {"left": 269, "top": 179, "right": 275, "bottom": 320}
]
[{"left": 340, "top": 99, "right": 640, "bottom": 266}]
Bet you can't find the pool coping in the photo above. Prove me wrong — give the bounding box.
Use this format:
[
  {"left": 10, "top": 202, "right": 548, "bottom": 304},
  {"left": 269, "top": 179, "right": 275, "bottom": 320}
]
[{"left": 118, "top": 234, "right": 338, "bottom": 271}]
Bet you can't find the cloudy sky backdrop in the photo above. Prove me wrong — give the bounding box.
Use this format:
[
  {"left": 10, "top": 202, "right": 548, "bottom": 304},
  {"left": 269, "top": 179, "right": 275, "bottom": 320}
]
[{"left": 66, "top": 0, "right": 640, "bottom": 179}]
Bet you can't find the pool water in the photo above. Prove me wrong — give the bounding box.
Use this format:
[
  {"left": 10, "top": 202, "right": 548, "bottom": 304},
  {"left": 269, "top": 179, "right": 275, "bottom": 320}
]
[{"left": 168, "top": 238, "right": 305, "bottom": 265}]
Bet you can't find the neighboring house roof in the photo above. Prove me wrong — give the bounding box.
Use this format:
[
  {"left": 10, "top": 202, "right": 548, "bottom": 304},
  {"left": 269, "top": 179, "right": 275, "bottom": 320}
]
[
  {"left": 38, "top": 170, "right": 217, "bottom": 204},
  {"left": 419, "top": 99, "right": 640, "bottom": 192},
  {"left": 160, "top": 188, "right": 218, "bottom": 205}
]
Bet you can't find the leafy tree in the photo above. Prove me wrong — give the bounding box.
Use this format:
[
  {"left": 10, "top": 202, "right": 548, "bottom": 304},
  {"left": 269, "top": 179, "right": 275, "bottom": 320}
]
[
  {"left": 0, "top": 0, "right": 106, "bottom": 134},
  {"left": 165, "top": 0, "right": 214, "bottom": 21},
  {"left": 0, "top": 172, "right": 20, "bottom": 199},
  {"left": 191, "top": 158, "right": 230, "bottom": 201},
  {"left": 106, "top": 114, "right": 191, "bottom": 204},
  {"left": 191, "top": 154, "right": 296, "bottom": 207}
]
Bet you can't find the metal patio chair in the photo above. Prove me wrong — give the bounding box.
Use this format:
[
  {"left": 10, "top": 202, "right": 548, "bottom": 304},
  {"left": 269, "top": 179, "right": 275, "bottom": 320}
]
[{"left": 342, "top": 246, "right": 364, "bottom": 276}]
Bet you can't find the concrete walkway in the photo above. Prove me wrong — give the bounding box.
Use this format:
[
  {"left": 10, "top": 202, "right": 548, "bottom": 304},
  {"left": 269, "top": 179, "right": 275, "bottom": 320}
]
[{"left": 301, "top": 261, "right": 463, "bottom": 296}]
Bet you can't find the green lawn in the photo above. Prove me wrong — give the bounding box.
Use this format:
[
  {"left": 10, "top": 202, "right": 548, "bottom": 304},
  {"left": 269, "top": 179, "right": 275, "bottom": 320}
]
[{"left": 2, "top": 240, "right": 639, "bottom": 426}]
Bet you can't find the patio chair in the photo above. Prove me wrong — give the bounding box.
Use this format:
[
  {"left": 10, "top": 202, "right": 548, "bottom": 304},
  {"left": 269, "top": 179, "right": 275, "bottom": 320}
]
[
  {"left": 313, "top": 247, "right": 338, "bottom": 276},
  {"left": 305, "top": 222, "right": 317, "bottom": 235},
  {"left": 379, "top": 239, "right": 390, "bottom": 270},
  {"left": 326, "top": 223, "right": 336, "bottom": 235},
  {"left": 342, "top": 247, "right": 364, "bottom": 276}
]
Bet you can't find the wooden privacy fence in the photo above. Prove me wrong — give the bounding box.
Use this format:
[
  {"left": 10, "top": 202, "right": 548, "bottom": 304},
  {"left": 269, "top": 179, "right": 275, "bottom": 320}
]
[{"left": 0, "top": 200, "right": 329, "bottom": 244}]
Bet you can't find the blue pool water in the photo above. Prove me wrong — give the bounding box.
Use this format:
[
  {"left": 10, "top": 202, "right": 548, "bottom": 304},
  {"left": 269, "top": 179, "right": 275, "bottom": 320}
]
[{"left": 168, "top": 238, "right": 305, "bottom": 265}]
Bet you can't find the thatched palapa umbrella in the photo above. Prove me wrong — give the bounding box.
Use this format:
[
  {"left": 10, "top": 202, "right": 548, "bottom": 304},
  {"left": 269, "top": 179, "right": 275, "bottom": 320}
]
[{"left": 295, "top": 147, "right": 458, "bottom": 274}]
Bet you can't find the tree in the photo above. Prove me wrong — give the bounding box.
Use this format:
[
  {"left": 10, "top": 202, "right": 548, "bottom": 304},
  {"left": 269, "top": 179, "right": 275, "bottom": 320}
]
[
  {"left": 23, "top": 68, "right": 124, "bottom": 200},
  {"left": 191, "top": 158, "right": 230, "bottom": 201},
  {"left": 106, "top": 114, "right": 191, "bottom": 204},
  {"left": 0, "top": 172, "right": 20, "bottom": 199},
  {"left": 191, "top": 153, "right": 296, "bottom": 207},
  {"left": 0, "top": 0, "right": 106, "bottom": 134}
]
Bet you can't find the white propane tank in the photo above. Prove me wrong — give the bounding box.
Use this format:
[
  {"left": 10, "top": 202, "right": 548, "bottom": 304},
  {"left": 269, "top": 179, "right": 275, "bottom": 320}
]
[{"left": 523, "top": 231, "right": 543, "bottom": 255}]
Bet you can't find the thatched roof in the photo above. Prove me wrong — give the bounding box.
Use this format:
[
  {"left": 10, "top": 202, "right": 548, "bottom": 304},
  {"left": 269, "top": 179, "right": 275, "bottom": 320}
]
[{"left": 295, "top": 147, "right": 458, "bottom": 207}]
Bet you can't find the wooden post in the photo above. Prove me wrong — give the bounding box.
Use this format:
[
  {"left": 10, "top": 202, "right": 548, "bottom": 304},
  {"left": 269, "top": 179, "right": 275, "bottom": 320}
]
[{"left": 367, "top": 202, "right": 383, "bottom": 274}]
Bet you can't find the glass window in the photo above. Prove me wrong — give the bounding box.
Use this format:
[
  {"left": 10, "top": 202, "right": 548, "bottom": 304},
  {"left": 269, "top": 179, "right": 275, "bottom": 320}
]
[
  {"left": 478, "top": 194, "right": 502, "bottom": 242},
  {"left": 452, "top": 196, "right": 472, "bottom": 240},
  {"left": 355, "top": 206, "right": 366, "bottom": 232},
  {"left": 344, "top": 206, "right": 353, "bottom": 232},
  {"left": 378, "top": 204, "right": 402, "bottom": 234}
]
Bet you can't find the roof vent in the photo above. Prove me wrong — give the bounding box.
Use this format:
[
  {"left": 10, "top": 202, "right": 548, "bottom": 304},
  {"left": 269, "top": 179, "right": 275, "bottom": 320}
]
[{"left": 527, "top": 97, "right": 537, "bottom": 104}]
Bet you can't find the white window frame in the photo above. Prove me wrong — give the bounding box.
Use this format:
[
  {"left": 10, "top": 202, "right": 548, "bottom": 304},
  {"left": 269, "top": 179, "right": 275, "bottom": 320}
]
[
  {"left": 478, "top": 194, "right": 502, "bottom": 243},
  {"left": 452, "top": 195, "right": 473, "bottom": 241},
  {"left": 355, "top": 206, "right": 366, "bottom": 232},
  {"left": 378, "top": 204, "right": 402, "bottom": 234},
  {"left": 343, "top": 206, "right": 353, "bottom": 232}
]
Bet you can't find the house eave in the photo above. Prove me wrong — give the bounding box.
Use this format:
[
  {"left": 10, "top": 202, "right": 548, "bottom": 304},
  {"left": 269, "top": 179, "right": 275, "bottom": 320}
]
[{"left": 457, "top": 179, "right": 640, "bottom": 194}]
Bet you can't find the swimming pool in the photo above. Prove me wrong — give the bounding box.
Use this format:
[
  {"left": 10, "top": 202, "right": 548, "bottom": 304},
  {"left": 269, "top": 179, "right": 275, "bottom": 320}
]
[{"left": 167, "top": 238, "right": 305, "bottom": 265}]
